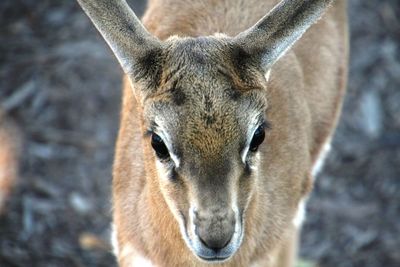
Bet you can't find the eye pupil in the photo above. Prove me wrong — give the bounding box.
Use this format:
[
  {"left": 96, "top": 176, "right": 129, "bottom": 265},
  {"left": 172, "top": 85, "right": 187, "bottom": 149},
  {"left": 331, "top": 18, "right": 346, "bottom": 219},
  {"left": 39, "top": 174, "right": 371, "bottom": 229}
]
[
  {"left": 249, "top": 125, "right": 265, "bottom": 152},
  {"left": 151, "top": 133, "right": 170, "bottom": 159}
]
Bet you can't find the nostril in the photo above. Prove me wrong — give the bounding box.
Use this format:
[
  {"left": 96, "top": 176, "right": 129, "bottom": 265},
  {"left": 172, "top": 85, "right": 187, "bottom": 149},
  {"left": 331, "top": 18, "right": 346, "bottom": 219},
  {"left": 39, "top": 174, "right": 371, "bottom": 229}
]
[
  {"left": 198, "top": 233, "right": 233, "bottom": 252},
  {"left": 193, "top": 209, "right": 236, "bottom": 252}
]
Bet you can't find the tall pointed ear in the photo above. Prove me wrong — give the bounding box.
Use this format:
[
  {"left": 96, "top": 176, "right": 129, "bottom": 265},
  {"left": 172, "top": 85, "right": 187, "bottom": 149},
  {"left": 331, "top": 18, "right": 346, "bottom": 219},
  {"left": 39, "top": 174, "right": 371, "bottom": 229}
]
[
  {"left": 234, "top": 0, "right": 334, "bottom": 71},
  {"left": 77, "top": 0, "right": 162, "bottom": 78}
]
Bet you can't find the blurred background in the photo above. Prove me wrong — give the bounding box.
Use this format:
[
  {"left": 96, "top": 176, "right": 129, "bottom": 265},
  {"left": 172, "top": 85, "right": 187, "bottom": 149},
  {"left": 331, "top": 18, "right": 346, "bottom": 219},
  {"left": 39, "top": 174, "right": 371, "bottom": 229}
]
[{"left": 0, "top": 0, "right": 399, "bottom": 266}]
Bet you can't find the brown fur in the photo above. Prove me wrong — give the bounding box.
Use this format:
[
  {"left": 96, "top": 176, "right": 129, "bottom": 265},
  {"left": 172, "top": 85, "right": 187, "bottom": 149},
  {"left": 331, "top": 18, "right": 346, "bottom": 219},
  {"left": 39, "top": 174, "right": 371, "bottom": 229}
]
[
  {"left": 0, "top": 112, "right": 20, "bottom": 214},
  {"left": 78, "top": 0, "right": 348, "bottom": 266}
]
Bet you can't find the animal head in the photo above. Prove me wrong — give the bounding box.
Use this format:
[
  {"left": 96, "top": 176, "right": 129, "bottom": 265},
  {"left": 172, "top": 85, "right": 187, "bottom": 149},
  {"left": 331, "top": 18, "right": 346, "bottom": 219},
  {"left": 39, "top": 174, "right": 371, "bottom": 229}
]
[{"left": 78, "top": 0, "right": 333, "bottom": 262}]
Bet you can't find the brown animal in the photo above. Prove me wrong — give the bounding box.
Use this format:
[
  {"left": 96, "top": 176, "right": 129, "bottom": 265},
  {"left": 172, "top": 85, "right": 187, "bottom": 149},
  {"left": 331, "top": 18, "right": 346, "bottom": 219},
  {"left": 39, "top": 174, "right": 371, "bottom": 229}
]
[
  {"left": 77, "top": 0, "right": 348, "bottom": 266},
  {"left": 0, "top": 112, "right": 20, "bottom": 214}
]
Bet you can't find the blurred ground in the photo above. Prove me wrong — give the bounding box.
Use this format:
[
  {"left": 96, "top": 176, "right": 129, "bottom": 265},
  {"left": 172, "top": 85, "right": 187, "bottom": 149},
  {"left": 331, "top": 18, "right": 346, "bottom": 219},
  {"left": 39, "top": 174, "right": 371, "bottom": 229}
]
[{"left": 0, "top": 0, "right": 399, "bottom": 267}]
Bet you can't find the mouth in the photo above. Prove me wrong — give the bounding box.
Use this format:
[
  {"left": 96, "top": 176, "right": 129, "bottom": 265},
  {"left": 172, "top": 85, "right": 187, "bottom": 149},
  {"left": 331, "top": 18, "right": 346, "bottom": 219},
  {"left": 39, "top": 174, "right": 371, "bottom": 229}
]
[
  {"left": 197, "top": 254, "right": 231, "bottom": 262},
  {"left": 178, "top": 211, "right": 244, "bottom": 263}
]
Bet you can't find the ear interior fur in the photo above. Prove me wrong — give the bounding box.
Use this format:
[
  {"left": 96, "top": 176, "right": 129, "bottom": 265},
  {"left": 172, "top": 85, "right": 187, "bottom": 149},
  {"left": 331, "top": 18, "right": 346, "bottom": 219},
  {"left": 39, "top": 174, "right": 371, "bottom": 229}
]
[
  {"left": 77, "top": 0, "right": 161, "bottom": 74},
  {"left": 234, "top": 0, "right": 334, "bottom": 71}
]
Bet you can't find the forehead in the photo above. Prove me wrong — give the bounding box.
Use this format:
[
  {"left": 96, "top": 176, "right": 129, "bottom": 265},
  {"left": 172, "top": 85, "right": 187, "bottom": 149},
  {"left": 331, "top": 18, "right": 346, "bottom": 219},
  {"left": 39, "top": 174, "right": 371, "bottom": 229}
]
[
  {"left": 144, "top": 37, "right": 267, "bottom": 150},
  {"left": 149, "top": 37, "right": 267, "bottom": 107}
]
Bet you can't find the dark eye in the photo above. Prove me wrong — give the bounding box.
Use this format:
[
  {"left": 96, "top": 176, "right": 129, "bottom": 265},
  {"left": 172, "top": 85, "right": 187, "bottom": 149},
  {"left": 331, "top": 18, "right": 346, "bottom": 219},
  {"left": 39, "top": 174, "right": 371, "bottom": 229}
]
[
  {"left": 249, "top": 125, "right": 265, "bottom": 152},
  {"left": 151, "top": 133, "right": 170, "bottom": 159}
]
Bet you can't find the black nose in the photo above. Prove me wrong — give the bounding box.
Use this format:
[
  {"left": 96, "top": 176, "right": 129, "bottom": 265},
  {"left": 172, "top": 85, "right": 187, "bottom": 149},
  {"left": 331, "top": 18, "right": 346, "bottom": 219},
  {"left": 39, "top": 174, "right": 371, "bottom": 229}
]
[
  {"left": 194, "top": 208, "right": 235, "bottom": 251},
  {"left": 198, "top": 231, "right": 233, "bottom": 251}
]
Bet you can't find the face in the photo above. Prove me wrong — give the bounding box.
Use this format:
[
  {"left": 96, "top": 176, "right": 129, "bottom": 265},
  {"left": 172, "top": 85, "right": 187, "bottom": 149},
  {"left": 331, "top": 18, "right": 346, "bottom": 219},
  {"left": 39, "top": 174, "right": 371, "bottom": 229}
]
[{"left": 133, "top": 36, "right": 269, "bottom": 262}]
